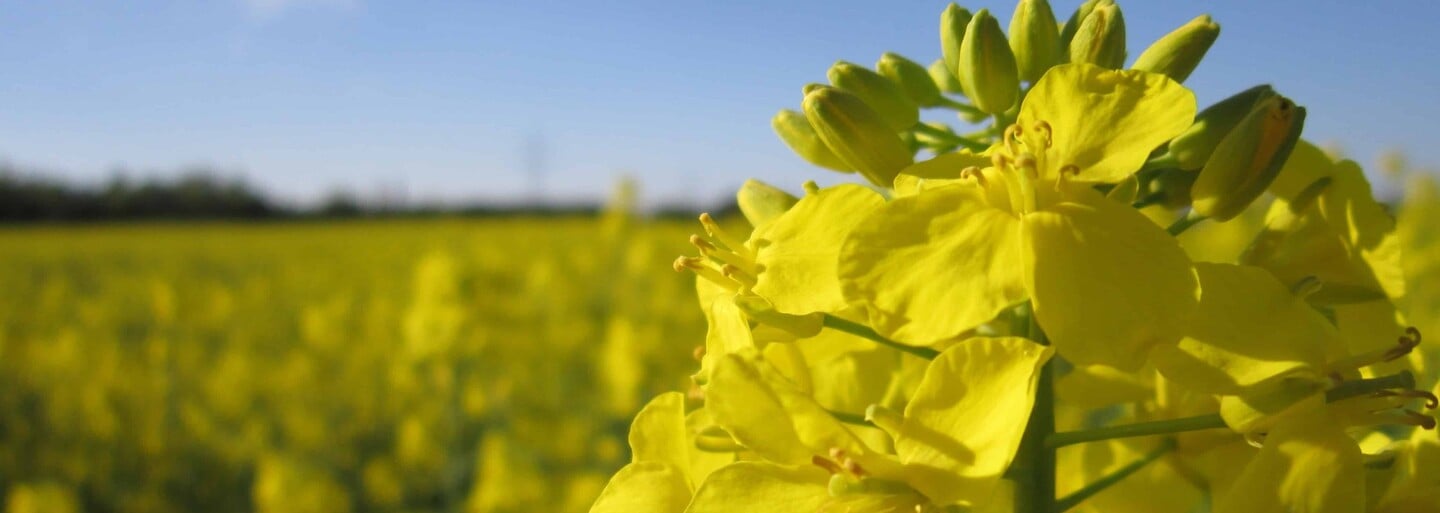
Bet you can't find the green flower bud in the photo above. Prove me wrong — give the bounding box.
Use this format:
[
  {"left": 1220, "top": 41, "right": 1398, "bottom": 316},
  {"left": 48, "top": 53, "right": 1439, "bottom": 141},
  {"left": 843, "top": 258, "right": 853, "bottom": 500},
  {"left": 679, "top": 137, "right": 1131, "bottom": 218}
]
[
  {"left": 957, "top": 9, "right": 1020, "bottom": 114},
  {"left": 802, "top": 86, "right": 915, "bottom": 188},
  {"left": 827, "top": 60, "right": 920, "bottom": 131},
  {"left": 772, "top": 109, "right": 853, "bottom": 173},
  {"left": 1058, "top": 0, "right": 1107, "bottom": 59},
  {"left": 1147, "top": 168, "right": 1198, "bottom": 209},
  {"left": 1068, "top": 2, "right": 1126, "bottom": 69},
  {"left": 1192, "top": 94, "right": 1307, "bottom": 221},
  {"left": 1008, "top": 0, "right": 1062, "bottom": 83},
  {"left": 736, "top": 179, "right": 799, "bottom": 228},
  {"left": 802, "top": 82, "right": 826, "bottom": 96},
  {"left": 877, "top": 52, "right": 942, "bottom": 107},
  {"left": 927, "top": 58, "right": 964, "bottom": 94},
  {"left": 1169, "top": 85, "right": 1276, "bottom": 170},
  {"left": 1132, "top": 14, "right": 1220, "bottom": 83},
  {"left": 940, "top": 3, "right": 974, "bottom": 76}
]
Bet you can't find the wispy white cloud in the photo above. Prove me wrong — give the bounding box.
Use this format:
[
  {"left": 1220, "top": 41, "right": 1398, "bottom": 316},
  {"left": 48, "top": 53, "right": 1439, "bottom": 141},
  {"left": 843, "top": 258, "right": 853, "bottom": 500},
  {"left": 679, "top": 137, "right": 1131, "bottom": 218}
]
[{"left": 242, "top": 0, "right": 359, "bottom": 19}]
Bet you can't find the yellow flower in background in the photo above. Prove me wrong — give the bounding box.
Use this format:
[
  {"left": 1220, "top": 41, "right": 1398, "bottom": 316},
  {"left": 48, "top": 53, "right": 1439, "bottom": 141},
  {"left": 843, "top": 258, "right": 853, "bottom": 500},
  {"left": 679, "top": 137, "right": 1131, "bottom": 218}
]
[{"left": 842, "top": 62, "right": 1199, "bottom": 369}]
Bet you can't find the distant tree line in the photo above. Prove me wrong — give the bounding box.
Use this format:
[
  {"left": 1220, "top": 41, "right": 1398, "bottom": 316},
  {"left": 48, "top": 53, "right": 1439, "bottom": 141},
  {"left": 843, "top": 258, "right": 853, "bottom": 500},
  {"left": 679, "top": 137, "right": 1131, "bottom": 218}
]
[{"left": 0, "top": 165, "right": 726, "bottom": 222}]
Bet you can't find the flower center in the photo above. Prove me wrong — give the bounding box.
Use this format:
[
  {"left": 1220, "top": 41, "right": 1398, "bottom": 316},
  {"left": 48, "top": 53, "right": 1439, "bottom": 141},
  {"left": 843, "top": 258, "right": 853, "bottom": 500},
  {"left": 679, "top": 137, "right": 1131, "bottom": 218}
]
[{"left": 966, "top": 120, "right": 1075, "bottom": 214}]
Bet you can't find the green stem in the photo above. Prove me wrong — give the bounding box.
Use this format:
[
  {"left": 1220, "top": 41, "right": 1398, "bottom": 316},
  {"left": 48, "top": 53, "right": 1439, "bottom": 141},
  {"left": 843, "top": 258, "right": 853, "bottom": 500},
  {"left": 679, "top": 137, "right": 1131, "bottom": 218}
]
[
  {"left": 821, "top": 314, "right": 939, "bottom": 360},
  {"left": 1166, "top": 213, "right": 1208, "bottom": 236},
  {"left": 910, "top": 123, "right": 990, "bottom": 152},
  {"left": 1130, "top": 191, "right": 1166, "bottom": 210},
  {"left": 1009, "top": 303, "right": 1055, "bottom": 513},
  {"left": 1053, "top": 438, "right": 1176, "bottom": 512},
  {"left": 1045, "top": 414, "right": 1227, "bottom": 449},
  {"left": 826, "top": 408, "right": 871, "bottom": 426}
]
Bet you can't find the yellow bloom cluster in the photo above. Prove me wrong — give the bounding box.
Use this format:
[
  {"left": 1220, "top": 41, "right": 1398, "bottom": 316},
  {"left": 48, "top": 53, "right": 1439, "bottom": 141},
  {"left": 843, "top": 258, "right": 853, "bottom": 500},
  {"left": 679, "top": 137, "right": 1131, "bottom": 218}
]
[
  {"left": 596, "top": 1, "right": 1439, "bottom": 512},
  {"left": 0, "top": 195, "right": 709, "bottom": 513}
]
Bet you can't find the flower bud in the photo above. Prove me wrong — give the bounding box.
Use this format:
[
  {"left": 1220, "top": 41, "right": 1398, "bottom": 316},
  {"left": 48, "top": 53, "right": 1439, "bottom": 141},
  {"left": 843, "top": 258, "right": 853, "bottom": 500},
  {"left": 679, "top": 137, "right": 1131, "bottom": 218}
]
[
  {"left": 1008, "top": 0, "right": 1061, "bottom": 83},
  {"left": 1148, "top": 168, "right": 1198, "bottom": 209},
  {"left": 772, "top": 109, "right": 852, "bottom": 173},
  {"left": 940, "top": 3, "right": 974, "bottom": 77},
  {"left": 802, "top": 86, "right": 914, "bottom": 187},
  {"left": 1169, "top": 85, "right": 1276, "bottom": 170},
  {"left": 827, "top": 61, "right": 920, "bottom": 131},
  {"left": 736, "top": 179, "right": 798, "bottom": 228},
  {"left": 1132, "top": 14, "right": 1220, "bottom": 83},
  {"left": 802, "top": 82, "right": 826, "bottom": 96},
  {"left": 1058, "top": 0, "right": 1106, "bottom": 56},
  {"left": 927, "top": 58, "right": 964, "bottom": 94},
  {"left": 1068, "top": 2, "right": 1126, "bottom": 69},
  {"left": 1192, "top": 94, "right": 1307, "bottom": 221},
  {"left": 958, "top": 9, "right": 1020, "bottom": 114},
  {"left": 877, "top": 52, "right": 943, "bottom": 107}
]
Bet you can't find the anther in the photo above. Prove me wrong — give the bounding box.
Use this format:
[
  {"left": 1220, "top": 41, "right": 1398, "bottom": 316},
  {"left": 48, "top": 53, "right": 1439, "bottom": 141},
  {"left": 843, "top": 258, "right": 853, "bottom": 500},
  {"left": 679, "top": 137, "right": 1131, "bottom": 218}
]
[
  {"left": 813, "top": 455, "right": 843, "bottom": 474},
  {"left": 692, "top": 345, "right": 707, "bottom": 362},
  {"left": 1402, "top": 410, "right": 1437, "bottom": 430},
  {"left": 1003, "top": 124, "right": 1022, "bottom": 155},
  {"left": 689, "top": 234, "right": 718, "bottom": 253},
  {"left": 674, "top": 256, "right": 739, "bottom": 291},
  {"left": 1384, "top": 327, "right": 1422, "bottom": 362},
  {"left": 1373, "top": 389, "right": 1440, "bottom": 409},
  {"left": 1032, "top": 120, "right": 1054, "bottom": 148},
  {"left": 842, "top": 458, "right": 866, "bottom": 477},
  {"left": 1058, "top": 164, "right": 1080, "bottom": 177},
  {"left": 698, "top": 213, "right": 749, "bottom": 256},
  {"left": 961, "top": 166, "right": 987, "bottom": 187}
]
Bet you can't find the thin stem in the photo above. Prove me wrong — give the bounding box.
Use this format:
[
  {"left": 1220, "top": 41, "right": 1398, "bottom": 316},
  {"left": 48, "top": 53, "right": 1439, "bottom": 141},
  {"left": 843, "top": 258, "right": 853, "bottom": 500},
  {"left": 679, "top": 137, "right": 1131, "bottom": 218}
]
[
  {"left": 1009, "top": 302, "right": 1055, "bottom": 513},
  {"left": 826, "top": 408, "right": 871, "bottom": 426},
  {"left": 820, "top": 314, "right": 939, "bottom": 360},
  {"left": 1045, "top": 414, "right": 1226, "bottom": 449},
  {"left": 911, "top": 123, "right": 989, "bottom": 152},
  {"left": 1053, "top": 438, "right": 1176, "bottom": 512},
  {"left": 1166, "top": 212, "right": 1208, "bottom": 236},
  {"left": 1130, "top": 191, "right": 1166, "bottom": 210}
]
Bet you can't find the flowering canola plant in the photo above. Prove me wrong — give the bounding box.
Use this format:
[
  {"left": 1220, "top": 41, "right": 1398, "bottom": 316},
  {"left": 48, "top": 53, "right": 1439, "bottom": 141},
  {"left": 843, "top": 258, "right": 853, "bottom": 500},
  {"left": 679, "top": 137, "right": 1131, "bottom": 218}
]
[{"left": 591, "top": 1, "right": 1439, "bottom": 512}]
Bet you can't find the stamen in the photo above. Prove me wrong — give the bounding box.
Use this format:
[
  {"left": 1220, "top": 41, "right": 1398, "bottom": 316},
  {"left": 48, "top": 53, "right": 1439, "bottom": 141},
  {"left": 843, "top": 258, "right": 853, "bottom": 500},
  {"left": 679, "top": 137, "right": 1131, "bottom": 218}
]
[
  {"left": 698, "top": 213, "right": 749, "bottom": 256},
  {"left": 1385, "top": 327, "right": 1422, "bottom": 362},
  {"left": 691, "top": 234, "right": 759, "bottom": 275},
  {"left": 1372, "top": 389, "right": 1440, "bottom": 409},
  {"left": 1327, "top": 327, "right": 1423, "bottom": 372},
  {"left": 961, "top": 166, "right": 987, "bottom": 187},
  {"left": 1058, "top": 164, "right": 1080, "bottom": 178},
  {"left": 1003, "top": 124, "right": 1022, "bottom": 155},
  {"left": 813, "top": 455, "right": 844, "bottom": 474},
  {"left": 692, "top": 345, "right": 706, "bottom": 362},
  {"left": 842, "top": 458, "right": 866, "bottom": 477},
  {"left": 1031, "top": 120, "right": 1053, "bottom": 148},
  {"left": 721, "top": 264, "right": 757, "bottom": 288},
  {"left": 674, "top": 256, "right": 739, "bottom": 291}
]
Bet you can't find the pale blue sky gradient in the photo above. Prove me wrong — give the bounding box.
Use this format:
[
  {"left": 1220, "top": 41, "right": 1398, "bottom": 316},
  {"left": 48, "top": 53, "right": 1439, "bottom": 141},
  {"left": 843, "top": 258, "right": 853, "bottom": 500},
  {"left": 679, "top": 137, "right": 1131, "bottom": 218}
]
[{"left": 1, "top": 0, "right": 1436, "bottom": 206}]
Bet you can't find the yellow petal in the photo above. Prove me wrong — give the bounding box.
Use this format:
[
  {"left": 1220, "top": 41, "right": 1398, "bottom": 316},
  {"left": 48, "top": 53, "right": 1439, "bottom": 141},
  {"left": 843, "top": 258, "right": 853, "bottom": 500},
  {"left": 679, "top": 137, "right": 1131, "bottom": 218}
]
[
  {"left": 841, "top": 185, "right": 1027, "bottom": 345},
  {"left": 684, "top": 462, "right": 830, "bottom": 513},
  {"left": 1268, "top": 139, "right": 1334, "bottom": 203},
  {"left": 1021, "top": 63, "right": 1196, "bottom": 183},
  {"left": 751, "top": 184, "right": 885, "bottom": 315},
  {"left": 1054, "top": 364, "right": 1154, "bottom": 408},
  {"left": 1320, "top": 160, "right": 1405, "bottom": 301},
  {"left": 1152, "top": 263, "right": 1335, "bottom": 394},
  {"left": 895, "top": 336, "right": 1053, "bottom": 506},
  {"left": 696, "top": 296, "right": 754, "bottom": 383},
  {"left": 1213, "top": 412, "right": 1364, "bottom": 513},
  {"left": 589, "top": 462, "right": 692, "bottom": 513},
  {"left": 1022, "top": 187, "right": 1199, "bottom": 370}
]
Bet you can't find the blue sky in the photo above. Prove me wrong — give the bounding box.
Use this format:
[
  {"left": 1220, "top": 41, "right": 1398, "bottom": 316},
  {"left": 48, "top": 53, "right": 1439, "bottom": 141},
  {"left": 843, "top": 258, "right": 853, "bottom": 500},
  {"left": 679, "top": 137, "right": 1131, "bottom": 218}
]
[{"left": 1, "top": 0, "right": 1436, "bottom": 206}]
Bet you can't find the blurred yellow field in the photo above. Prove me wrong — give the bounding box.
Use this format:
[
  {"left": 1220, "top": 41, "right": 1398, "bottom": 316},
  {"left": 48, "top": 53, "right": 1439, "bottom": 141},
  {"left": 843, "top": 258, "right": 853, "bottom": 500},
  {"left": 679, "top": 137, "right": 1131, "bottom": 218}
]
[{"left": 0, "top": 213, "right": 708, "bottom": 513}]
